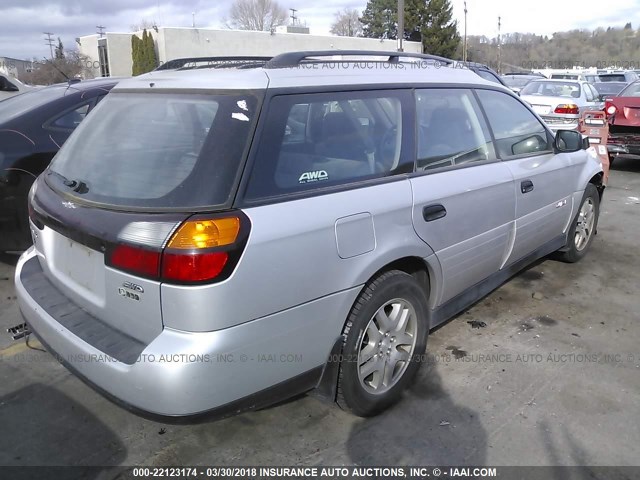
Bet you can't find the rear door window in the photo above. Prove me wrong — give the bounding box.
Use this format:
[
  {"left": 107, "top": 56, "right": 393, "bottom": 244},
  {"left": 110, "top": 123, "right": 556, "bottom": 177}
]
[
  {"left": 244, "top": 90, "right": 413, "bottom": 200},
  {"left": 476, "top": 89, "right": 551, "bottom": 158},
  {"left": 416, "top": 88, "right": 496, "bottom": 170}
]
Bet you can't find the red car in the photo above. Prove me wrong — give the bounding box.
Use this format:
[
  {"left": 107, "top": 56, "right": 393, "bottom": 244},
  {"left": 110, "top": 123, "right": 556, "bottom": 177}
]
[{"left": 605, "top": 80, "right": 640, "bottom": 164}]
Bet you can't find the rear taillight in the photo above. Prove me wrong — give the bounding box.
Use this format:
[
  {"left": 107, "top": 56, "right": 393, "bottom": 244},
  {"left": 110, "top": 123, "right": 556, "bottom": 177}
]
[
  {"left": 554, "top": 104, "right": 579, "bottom": 114},
  {"left": 605, "top": 102, "right": 617, "bottom": 116},
  {"left": 107, "top": 213, "right": 249, "bottom": 284},
  {"left": 110, "top": 244, "right": 161, "bottom": 278}
]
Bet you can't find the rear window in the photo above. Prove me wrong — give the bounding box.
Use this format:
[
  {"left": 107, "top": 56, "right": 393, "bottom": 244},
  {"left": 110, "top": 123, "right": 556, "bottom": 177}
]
[
  {"left": 619, "top": 82, "right": 640, "bottom": 97},
  {"left": 520, "top": 81, "right": 581, "bottom": 99},
  {"left": 48, "top": 92, "right": 259, "bottom": 209},
  {"left": 0, "top": 86, "right": 65, "bottom": 123},
  {"left": 598, "top": 74, "right": 627, "bottom": 82}
]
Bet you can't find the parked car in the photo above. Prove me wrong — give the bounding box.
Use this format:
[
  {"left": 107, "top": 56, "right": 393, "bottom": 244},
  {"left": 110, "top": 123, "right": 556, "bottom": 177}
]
[
  {"left": 598, "top": 72, "right": 639, "bottom": 83},
  {"left": 501, "top": 74, "right": 544, "bottom": 94},
  {"left": 461, "top": 61, "right": 508, "bottom": 87},
  {"left": 15, "top": 51, "right": 603, "bottom": 418},
  {"left": 593, "top": 81, "right": 629, "bottom": 101},
  {"left": 0, "top": 74, "right": 32, "bottom": 101},
  {"left": 520, "top": 79, "right": 604, "bottom": 131},
  {"left": 550, "top": 73, "right": 589, "bottom": 81},
  {"left": 605, "top": 80, "right": 640, "bottom": 163},
  {"left": 0, "top": 77, "right": 118, "bottom": 252}
]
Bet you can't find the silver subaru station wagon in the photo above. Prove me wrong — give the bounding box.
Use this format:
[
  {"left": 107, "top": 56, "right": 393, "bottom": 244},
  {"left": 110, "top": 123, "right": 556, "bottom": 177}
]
[{"left": 15, "top": 51, "right": 604, "bottom": 418}]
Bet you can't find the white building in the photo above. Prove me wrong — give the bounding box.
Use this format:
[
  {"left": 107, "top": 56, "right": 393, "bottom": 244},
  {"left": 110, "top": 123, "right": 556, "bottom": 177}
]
[{"left": 78, "top": 27, "right": 423, "bottom": 78}]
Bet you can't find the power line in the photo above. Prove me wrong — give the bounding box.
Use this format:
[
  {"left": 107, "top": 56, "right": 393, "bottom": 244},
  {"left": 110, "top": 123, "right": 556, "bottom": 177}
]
[
  {"left": 43, "top": 32, "right": 55, "bottom": 59},
  {"left": 290, "top": 8, "right": 298, "bottom": 26},
  {"left": 96, "top": 25, "right": 106, "bottom": 37}
]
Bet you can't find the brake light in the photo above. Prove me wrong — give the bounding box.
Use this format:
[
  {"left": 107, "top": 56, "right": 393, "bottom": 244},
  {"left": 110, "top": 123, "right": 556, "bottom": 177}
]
[
  {"left": 554, "top": 104, "right": 579, "bottom": 114},
  {"left": 162, "top": 252, "right": 229, "bottom": 282},
  {"left": 605, "top": 102, "right": 617, "bottom": 116},
  {"left": 110, "top": 244, "right": 161, "bottom": 277},
  {"left": 107, "top": 214, "right": 248, "bottom": 284}
]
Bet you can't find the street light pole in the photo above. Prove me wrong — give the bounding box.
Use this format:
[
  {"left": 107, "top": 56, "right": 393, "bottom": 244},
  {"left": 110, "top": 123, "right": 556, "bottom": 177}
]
[
  {"left": 497, "top": 16, "right": 502, "bottom": 74},
  {"left": 397, "top": 0, "right": 404, "bottom": 52},
  {"left": 463, "top": 1, "right": 468, "bottom": 63}
]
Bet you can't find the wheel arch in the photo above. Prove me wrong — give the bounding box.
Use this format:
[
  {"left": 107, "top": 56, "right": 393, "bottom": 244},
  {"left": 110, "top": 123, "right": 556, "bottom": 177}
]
[{"left": 314, "top": 255, "right": 437, "bottom": 403}]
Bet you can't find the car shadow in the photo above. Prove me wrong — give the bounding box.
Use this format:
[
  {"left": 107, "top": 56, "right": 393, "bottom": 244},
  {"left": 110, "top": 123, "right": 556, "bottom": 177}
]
[
  {"left": 610, "top": 156, "right": 640, "bottom": 173},
  {"left": 345, "top": 362, "right": 487, "bottom": 466},
  {"left": 0, "top": 383, "right": 126, "bottom": 478}
]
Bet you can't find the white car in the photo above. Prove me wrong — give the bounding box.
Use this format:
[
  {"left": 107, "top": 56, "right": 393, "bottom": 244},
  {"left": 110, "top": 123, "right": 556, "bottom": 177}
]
[{"left": 0, "top": 75, "right": 32, "bottom": 101}]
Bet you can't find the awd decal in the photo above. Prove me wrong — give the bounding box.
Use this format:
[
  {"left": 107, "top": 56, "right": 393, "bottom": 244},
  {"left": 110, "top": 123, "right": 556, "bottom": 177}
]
[{"left": 299, "top": 170, "right": 328, "bottom": 184}]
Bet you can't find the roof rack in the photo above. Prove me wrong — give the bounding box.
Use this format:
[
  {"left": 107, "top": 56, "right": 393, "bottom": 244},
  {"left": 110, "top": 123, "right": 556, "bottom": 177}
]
[
  {"left": 155, "top": 56, "right": 273, "bottom": 71},
  {"left": 265, "top": 50, "right": 454, "bottom": 69}
]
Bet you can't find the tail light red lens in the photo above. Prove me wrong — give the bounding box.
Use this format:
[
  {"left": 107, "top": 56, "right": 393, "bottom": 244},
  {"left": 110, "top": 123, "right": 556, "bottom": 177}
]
[
  {"left": 605, "top": 102, "right": 617, "bottom": 116},
  {"left": 107, "top": 214, "right": 248, "bottom": 284},
  {"left": 554, "top": 104, "right": 579, "bottom": 114},
  {"left": 110, "top": 244, "right": 161, "bottom": 278},
  {"left": 162, "top": 252, "right": 229, "bottom": 282}
]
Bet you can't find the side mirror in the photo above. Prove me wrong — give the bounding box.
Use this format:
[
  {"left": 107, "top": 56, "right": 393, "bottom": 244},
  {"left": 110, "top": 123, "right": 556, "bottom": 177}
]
[{"left": 555, "top": 130, "right": 585, "bottom": 153}]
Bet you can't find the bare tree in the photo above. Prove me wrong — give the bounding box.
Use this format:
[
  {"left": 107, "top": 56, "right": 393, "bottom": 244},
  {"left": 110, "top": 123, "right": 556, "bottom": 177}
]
[
  {"left": 21, "top": 51, "right": 95, "bottom": 85},
  {"left": 226, "top": 0, "right": 288, "bottom": 32},
  {"left": 130, "top": 19, "right": 157, "bottom": 32},
  {"left": 330, "top": 8, "right": 363, "bottom": 37}
]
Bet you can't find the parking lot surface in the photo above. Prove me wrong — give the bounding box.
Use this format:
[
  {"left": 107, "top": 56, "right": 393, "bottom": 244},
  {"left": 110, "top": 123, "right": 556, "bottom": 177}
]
[{"left": 0, "top": 160, "right": 639, "bottom": 474}]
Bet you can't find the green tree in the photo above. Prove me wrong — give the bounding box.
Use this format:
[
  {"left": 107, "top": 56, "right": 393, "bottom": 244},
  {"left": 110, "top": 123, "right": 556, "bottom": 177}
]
[
  {"left": 144, "top": 30, "right": 158, "bottom": 72},
  {"left": 131, "top": 30, "right": 158, "bottom": 76},
  {"left": 131, "top": 34, "right": 142, "bottom": 76},
  {"left": 360, "top": 0, "right": 460, "bottom": 57},
  {"left": 420, "top": 0, "right": 459, "bottom": 57}
]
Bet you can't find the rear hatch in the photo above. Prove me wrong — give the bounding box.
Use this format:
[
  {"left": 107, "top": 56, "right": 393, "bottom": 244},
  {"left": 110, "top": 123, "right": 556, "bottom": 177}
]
[{"left": 30, "top": 89, "right": 261, "bottom": 343}]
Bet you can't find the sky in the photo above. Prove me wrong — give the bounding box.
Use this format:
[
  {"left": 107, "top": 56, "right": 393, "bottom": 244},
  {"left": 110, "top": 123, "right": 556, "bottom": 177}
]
[{"left": 2, "top": 0, "right": 640, "bottom": 60}]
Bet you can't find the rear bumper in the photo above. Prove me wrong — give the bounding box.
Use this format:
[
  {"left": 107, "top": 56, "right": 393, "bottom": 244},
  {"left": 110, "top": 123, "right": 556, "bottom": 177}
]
[{"left": 15, "top": 248, "right": 358, "bottom": 417}]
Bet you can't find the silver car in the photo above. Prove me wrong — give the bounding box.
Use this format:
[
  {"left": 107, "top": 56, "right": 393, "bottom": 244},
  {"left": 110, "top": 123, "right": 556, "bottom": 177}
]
[
  {"left": 520, "top": 79, "right": 604, "bottom": 131},
  {"left": 15, "top": 51, "right": 604, "bottom": 418}
]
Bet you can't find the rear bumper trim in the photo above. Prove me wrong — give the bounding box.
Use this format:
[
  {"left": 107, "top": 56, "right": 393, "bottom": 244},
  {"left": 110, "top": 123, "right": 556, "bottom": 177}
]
[{"left": 20, "top": 255, "right": 146, "bottom": 365}]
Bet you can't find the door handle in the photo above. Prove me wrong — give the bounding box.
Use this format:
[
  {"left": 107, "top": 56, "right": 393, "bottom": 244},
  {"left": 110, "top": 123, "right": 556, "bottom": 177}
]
[
  {"left": 423, "top": 204, "right": 447, "bottom": 222},
  {"left": 521, "top": 180, "right": 534, "bottom": 194}
]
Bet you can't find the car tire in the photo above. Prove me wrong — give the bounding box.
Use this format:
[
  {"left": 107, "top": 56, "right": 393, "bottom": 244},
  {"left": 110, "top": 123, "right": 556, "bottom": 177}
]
[
  {"left": 558, "top": 183, "right": 600, "bottom": 263},
  {"left": 608, "top": 155, "right": 615, "bottom": 168},
  {"left": 336, "top": 270, "right": 429, "bottom": 417}
]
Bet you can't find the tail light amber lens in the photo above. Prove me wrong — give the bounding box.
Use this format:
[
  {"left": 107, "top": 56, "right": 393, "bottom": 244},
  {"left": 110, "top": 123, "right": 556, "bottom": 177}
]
[{"left": 554, "top": 104, "right": 579, "bottom": 115}]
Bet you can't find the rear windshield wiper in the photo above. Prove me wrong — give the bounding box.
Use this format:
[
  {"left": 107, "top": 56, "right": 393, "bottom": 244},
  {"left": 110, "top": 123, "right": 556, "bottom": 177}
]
[{"left": 48, "top": 170, "right": 90, "bottom": 194}]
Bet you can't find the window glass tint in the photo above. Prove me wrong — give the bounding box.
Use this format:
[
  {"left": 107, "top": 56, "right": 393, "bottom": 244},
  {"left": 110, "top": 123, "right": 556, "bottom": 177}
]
[
  {"left": 521, "top": 81, "right": 581, "bottom": 99},
  {"left": 245, "top": 90, "right": 410, "bottom": 200},
  {"left": 51, "top": 103, "right": 90, "bottom": 129},
  {"left": 416, "top": 89, "right": 495, "bottom": 170},
  {"left": 48, "top": 92, "right": 257, "bottom": 209},
  {"left": 476, "top": 89, "right": 550, "bottom": 158},
  {"left": 0, "top": 85, "right": 65, "bottom": 123}
]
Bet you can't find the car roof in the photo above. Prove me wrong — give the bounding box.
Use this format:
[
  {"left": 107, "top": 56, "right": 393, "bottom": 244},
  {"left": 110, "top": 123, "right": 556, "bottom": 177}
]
[{"left": 113, "top": 52, "right": 498, "bottom": 92}]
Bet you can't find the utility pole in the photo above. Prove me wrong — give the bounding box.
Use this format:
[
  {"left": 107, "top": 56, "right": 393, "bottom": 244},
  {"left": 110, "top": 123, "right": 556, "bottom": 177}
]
[
  {"left": 44, "top": 32, "right": 55, "bottom": 59},
  {"left": 192, "top": 12, "right": 195, "bottom": 28},
  {"left": 96, "top": 25, "right": 105, "bottom": 37},
  {"left": 397, "top": 0, "right": 404, "bottom": 52},
  {"left": 290, "top": 8, "right": 298, "bottom": 26},
  {"left": 497, "top": 16, "right": 502, "bottom": 74},
  {"left": 463, "top": 1, "right": 468, "bottom": 63}
]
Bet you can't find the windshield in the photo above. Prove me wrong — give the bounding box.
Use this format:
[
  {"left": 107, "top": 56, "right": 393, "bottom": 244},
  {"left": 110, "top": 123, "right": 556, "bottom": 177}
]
[
  {"left": 502, "top": 76, "right": 536, "bottom": 88},
  {"left": 520, "top": 81, "right": 581, "bottom": 99},
  {"left": 47, "top": 92, "right": 259, "bottom": 210},
  {"left": 0, "top": 85, "right": 65, "bottom": 123},
  {"left": 593, "top": 82, "right": 627, "bottom": 96}
]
